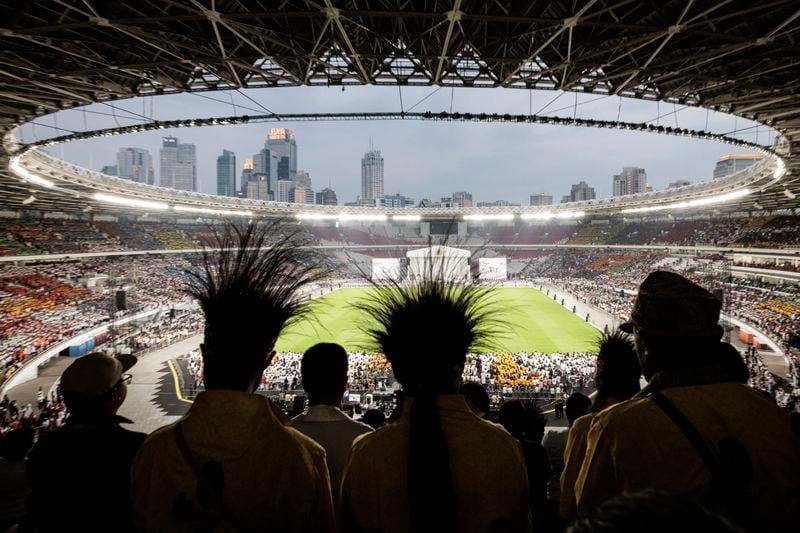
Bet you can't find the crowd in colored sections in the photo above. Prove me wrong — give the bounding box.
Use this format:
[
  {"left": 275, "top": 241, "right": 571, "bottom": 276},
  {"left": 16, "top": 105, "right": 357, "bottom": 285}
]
[
  {"left": 1, "top": 215, "right": 800, "bottom": 257},
  {"left": 0, "top": 256, "right": 198, "bottom": 386}
]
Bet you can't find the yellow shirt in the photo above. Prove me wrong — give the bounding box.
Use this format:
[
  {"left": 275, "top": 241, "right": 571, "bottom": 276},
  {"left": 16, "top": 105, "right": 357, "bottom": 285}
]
[
  {"left": 559, "top": 413, "right": 594, "bottom": 520},
  {"left": 131, "top": 390, "right": 335, "bottom": 532},
  {"left": 575, "top": 383, "right": 800, "bottom": 531},
  {"left": 341, "top": 395, "right": 531, "bottom": 533}
]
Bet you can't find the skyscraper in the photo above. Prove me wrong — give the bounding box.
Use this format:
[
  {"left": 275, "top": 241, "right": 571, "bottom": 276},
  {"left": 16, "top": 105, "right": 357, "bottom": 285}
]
[
  {"left": 612, "top": 167, "right": 646, "bottom": 196},
  {"left": 566, "top": 181, "right": 596, "bottom": 202},
  {"left": 117, "top": 148, "right": 153, "bottom": 184},
  {"left": 245, "top": 174, "right": 269, "bottom": 200},
  {"left": 361, "top": 148, "right": 384, "bottom": 200},
  {"left": 713, "top": 154, "right": 762, "bottom": 180},
  {"left": 101, "top": 164, "right": 118, "bottom": 176},
  {"left": 160, "top": 136, "right": 196, "bottom": 191},
  {"left": 240, "top": 158, "right": 254, "bottom": 196},
  {"left": 667, "top": 179, "right": 692, "bottom": 189},
  {"left": 216, "top": 149, "right": 236, "bottom": 196},
  {"left": 452, "top": 191, "right": 473, "bottom": 207},
  {"left": 276, "top": 179, "right": 293, "bottom": 203},
  {"left": 291, "top": 186, "right": 314, "bottom": 204},
  {"left": 268, "top": 128, "right": 297, "bottom": 177},
  {"left": 530, "top": 193, "right": 553, "bottom": 206},
  {"left": 315, "top": 188, "right": 338, "bottom": 205},
  {"left": 252, "top": 148, "right": 280, "bottom": 198}
]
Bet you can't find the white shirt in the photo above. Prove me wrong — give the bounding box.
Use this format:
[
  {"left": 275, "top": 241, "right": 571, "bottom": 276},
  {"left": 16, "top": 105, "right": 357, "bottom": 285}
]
[{"left": 290, "top": 404, "right": 373, "bottom": 502}]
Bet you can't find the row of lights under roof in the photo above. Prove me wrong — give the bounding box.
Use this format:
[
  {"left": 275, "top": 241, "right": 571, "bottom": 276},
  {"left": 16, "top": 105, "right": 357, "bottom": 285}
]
[
  {"left": 10, "top": 154, "right": 788, "bottom": 219},
  {"left": 17, "top": 110, "right": 779, "bottom": 160}
]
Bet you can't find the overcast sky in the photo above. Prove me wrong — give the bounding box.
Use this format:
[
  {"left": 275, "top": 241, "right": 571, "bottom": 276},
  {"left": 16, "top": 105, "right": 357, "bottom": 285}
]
[{"left": 16, "top": 86, "right": 770, "bottom": 205}]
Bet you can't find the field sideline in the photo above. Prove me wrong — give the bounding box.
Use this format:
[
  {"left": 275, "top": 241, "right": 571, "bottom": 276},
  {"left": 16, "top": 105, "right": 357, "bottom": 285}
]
[{"left": 275, "top": 288, "right": 600, "bottom": 354}]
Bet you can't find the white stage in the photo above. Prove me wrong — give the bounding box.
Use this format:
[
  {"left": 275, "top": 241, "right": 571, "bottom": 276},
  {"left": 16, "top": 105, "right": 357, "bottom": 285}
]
[{"left": 478, "top": 257, "right": 508, "bottom": 280}]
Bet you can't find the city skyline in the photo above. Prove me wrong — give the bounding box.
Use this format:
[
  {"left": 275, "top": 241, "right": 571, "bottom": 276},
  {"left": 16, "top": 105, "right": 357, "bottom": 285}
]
[
  {"left": 94, "top": 135, "right": 756, "bottom": 206},
  {"left": 39, "top": 86, "right": 768, "bottom": 205}
]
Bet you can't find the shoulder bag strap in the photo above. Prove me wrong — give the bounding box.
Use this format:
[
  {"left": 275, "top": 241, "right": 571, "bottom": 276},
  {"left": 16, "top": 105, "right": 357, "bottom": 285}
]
[{"left": 650, "top": 392, "right": 720, "bottom": 477}]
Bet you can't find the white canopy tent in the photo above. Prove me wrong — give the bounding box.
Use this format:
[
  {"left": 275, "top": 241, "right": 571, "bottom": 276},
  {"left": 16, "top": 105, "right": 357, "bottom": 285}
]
[
  {"left": 406, "top": 245, "right": 470, "bottom": 281},
  {"left": 371, "top": 257, "right": 402, "bottom": 280}
]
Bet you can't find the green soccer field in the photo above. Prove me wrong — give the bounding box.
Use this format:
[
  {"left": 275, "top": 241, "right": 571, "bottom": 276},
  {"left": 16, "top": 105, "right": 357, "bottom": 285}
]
[{"left": 275, "top": 287, "right": 600, "bottom": 354}]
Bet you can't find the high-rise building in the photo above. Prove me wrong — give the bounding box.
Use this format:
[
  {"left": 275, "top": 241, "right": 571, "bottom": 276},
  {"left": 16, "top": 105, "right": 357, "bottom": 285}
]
[
  {"left": 566, "top": 181, "right": 596, "bottom": 202},
  {"left": 216, "top": 150, "right": 236, "bottom": 197},
  {"left": 529, "top": 193, "right": 553, "bottom": 206},
  {"left": 612, "top": 167, "right": 646, "bottom": 196},
  {"left": 101, "top": 164, "right": 118, "bottom": 176},
  {"left": 240, "top": 159, "right": 254, "bottom": 195},
  {"left": 277, "top": 156, "right": 291, "bottom": 180},
  {"left": 713, "top": 154, "right": 762, "bottom": 180},
  {"left": 291, "top": 186, "right": 314, "bottom": 204},
  {"left": 452, "top": 191, "right": 473, "bottom": 207},
  {"left": 379, "top": 194, "right": 415, "bottom": 208},
  {"left": 667, "top": 179, "right": 692, "bottom": 189},
  {"left": 361, "top": 149, "right": 384, "bottom": 200},
  {"left": 276, "top": 179, "right": 293, "bottom": 203},
  {"left": 117, "top": 148, "right": 153, "bottom": 185},
  {"left": 160, "top": 136, "right": 196, "bottom": 191},
  {"left": 293, "top": 170, "right": 312, "bottom": 189},
  {"left": 245, "top": 174, "right": 270, "bottom": 200},
  {"left": 476, "top": 200, "right": 519, "bottom": 207},
  {"left": 268, "top": 128, "right": 297, "bottom": 177},
  {"left": 315, "top": 188, "right": 338, "bottom": 206}
]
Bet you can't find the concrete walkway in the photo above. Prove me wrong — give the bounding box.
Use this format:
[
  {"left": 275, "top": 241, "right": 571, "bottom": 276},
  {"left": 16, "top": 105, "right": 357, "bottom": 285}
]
[
  {"left": 6, "top": 334, "right": 201, "bottom": 435},
  {"left": 118, "top": 334, "right": 201, "bottom": 434},
  {"left": 534, "top": 280, "right": 618, "bottom": 334}
]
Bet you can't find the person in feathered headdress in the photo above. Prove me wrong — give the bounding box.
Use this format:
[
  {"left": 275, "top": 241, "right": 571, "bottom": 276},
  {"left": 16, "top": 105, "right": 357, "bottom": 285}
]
[
  {"left": 340, "top": 261, "right": 531, "bottom": 533},
  {"left": 131, "top": 221, "right": 335, "bottom": 532}
]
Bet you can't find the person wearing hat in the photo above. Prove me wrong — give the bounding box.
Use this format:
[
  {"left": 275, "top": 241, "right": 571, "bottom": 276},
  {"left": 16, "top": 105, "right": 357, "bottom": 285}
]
[
  {"left": 573, "top": 271, "right": 800, "bottom": 531},
  {"left": 25, "top": 352, "right": 145, "bottom": 533}
]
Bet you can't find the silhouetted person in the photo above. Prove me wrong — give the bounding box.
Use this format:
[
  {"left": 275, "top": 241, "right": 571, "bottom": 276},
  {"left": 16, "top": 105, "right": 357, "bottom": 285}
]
[
  {"left": 290, "top": 342, "right": 372, "bottom": 503},
  {"left": 26, "top": 352, "right": 144, "bottom": 532},
  {"left": 561, "top": 331, "right": 641, "bottom": 520},
  {"left": 0, "top": 427, "right": 33, "bottom": 531},
  {"left": 543, "top": 392, "right": 591, "bottom": 503},
  {"left": 362, "top": 408, "right": 386, "bottom": 430},
  {"left": 341, "top": 277, "right": 530, "bottom": 532},
  {"left": 499, "top": 400, "right": 553, "bottom": 527},
  {"left": 460, "top": 381, "right": 491, "bottom": 419},
  {"left": 131, "top": 222, "right": 334, "bottom": 532},
  {"left": 576, "top": 271, "right": 800, "bottom": 531}
]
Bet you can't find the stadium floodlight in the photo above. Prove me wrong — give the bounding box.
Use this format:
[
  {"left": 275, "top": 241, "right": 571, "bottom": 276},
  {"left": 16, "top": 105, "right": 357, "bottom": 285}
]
[
  {"left": 774, "top": 159, "right": 786, "bottom": 179},
  {"left": 520, "top": 211, "right": 585, "bottom": 220},
  {"left": 392, "top": 214, "right": 422, "bottom": 221},
  {"left": 620, "top": 189, "right": 751, "bottom": 214},
  {"left": 463, "top": 214, "right": 515, "bottom": 221},
  {"left": 337, "top": 213, "right": 389, "bottom": 222},
  {"left": 296, "top": 213, "right": 335, "bottom": 221},
  {"left": 10, "top": 155, "right": 54, "bottom": 188},
  {"left": 174, "top": 205, "right": 253, "bottom": 217},
  {"left": 21, "top": 195, "right": 36, "bottom": 205},
  {"left": 93, "top": 192, "right": 169, "bottom": 210},
  {"left": 296, "top": 212, "right": 388, "bottom": 222}
]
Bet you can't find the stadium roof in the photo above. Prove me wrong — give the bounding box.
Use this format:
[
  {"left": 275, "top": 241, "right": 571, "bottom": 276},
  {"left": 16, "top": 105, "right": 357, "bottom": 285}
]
[{"left": 0, "top": 0, "right": 798, "bottom": 214}]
